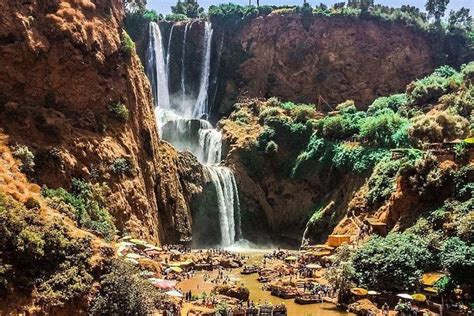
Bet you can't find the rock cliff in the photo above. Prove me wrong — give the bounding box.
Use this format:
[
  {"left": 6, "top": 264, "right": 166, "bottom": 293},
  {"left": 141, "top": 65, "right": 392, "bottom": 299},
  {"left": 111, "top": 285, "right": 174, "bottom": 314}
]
[{"left": 0, "top": 0, "right": 200, "bottom": 243}]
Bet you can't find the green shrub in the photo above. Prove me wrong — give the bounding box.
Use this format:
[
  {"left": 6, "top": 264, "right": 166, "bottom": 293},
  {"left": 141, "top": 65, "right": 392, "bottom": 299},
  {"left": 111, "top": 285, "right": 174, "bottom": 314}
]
[
  {"left": 0, "top": 193, "right": 94, "bottom": 306},
  {"left": 90, "top": 259, "right": 165, "bottom": 315},
  {"left": 265, "top": 140, "right": 278, "bottom": 154},
  {"left": 352, "top": 232, "right": 437, "bottom": 292},
  {"left": 42, "top": 179, "right": 116, "bottom": 240},
  {"left": 319, "top": 115, "right": 359, "bottom": 140},
  {"left": 408, "top": 111, "right": 469, "bottom": 145},
  {"left": 289, "top": 104, "right": 317, "bottom": 123},
  {"left": 12, "top": 145, "right": 35, "bottom": 174},
  {"left": 164, "top": 13, "right": 188, "bottom": 21},
  {"left": 121, "top": 30, "right": 135, "bottom": 57},
  {"left": 109, "top": 102, "right": 130, "bottom": 122},
  {"left": 368, "top": 94, "right": 408, "bottom": 114},
  {"left": 110, "top": 157, "right": 134, "bottom": 176},
  {"left": 407, "top": 66, "right": 462, "bottom": 105},
  {"left": 366, "top": 151, "right": 421, "bottom": 204},
  {"left": 359, "top": 110, "right": 410, "bottom": 147},
  {"left": 332, "top": 144, "right": 390, "bottom": 173},
  {"left": 258, "top": 107, "right": 283, "bottom": 124},
  {"left": 440, "top": 237, "right": 474, "bottom": 286},
  {"left": 230, "top": 109, "right": 251, "bottom": 125},
  {"left": 461, "top": 61, "right": 474, "bottom": 82}
]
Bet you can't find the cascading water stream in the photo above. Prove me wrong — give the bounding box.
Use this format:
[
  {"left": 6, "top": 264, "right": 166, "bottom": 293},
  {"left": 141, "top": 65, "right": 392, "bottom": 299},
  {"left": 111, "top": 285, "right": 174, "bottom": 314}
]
[
  {"left": 146, "top": 20, "right": 241, "bottom": 247},
  {"left": 193, "top": 22, "right": 213, "bottom": 119},
  {"left": 181, "top": 22, "right": 190, "bottom": 107},
  {"left": 165, "top": 24, "right": 175, "bottom": 80},
  {"left": 148, "top": 22, "right": 170, "bottom": 109}
]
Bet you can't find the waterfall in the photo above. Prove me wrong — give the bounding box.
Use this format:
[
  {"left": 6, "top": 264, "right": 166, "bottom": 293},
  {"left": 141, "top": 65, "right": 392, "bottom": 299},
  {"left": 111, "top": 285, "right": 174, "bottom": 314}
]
[
  {"left": 165, "top": 24, "right": 175, "bottom": 80},
  {"left": 193, "top": 22, "right": 213, "bottom": 119},
  {"left": 206, "top": 166, "right": 241, "bottom": 247},
  {"left": 181, "top": 22, "right": 190, "bottom": 107},
  {"left": 147, "top": 20, "right": 241, "bottom": 247},
  {"left": 148, "top": 22, "right": 170, "bottom": 109}
]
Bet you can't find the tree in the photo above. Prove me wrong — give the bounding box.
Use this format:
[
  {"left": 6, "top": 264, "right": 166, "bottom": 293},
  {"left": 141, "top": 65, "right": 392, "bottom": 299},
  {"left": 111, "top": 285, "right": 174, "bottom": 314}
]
[
  {"left": 348, "top": 0, "right": 374, "bottom": 12},
  {"left": 125, "top": 0, "right": 147, "bottom": 13},
  {"left": 171, "top": 0, "right": 204, "bottom": 18},
  {"left": 448, "top": 8, "right": 473, "bottom": 33},
  {"left": 425, "top": 0, "right": 450, "bottom": 24}
]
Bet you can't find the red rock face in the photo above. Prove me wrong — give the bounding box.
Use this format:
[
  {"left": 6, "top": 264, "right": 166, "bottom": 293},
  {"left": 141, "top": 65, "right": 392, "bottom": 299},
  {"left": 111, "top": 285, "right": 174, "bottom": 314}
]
[
  {"left": 235, "top": 14, "right": 436, "bottom": 108},
  {"left": 0, "top": 0, "right": 200, "bottom": 243}
]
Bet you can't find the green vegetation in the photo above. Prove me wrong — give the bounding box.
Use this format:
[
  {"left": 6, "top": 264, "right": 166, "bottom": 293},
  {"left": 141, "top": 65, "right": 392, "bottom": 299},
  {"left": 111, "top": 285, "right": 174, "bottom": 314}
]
[
  {"left": 121, "top": 30, "right": 136, "bottom": 57},
  {"left": 171, "top": 0, "right": 204, "bottom": 18},
  {"left": 110, "top": 157, "right": 134, "bottom": 176},
  {"left": 0, "top": 193, "right": 94, "bottom": 307},
  {"left": 165, "top": 13, "right": 189, "bottom": 21},
  {"left": 90, "top": 259, "right": 165, "bottom": 315},
  {"left": 352, "top": 231, "right": 438, "bottom": 292},
  {"left": 12, "top": 144, "right": 35, "bottom": 174},
  {"left": 109, "top": 102, "right": 130, "bottom": 122},
  {"left": 42, "top": 179, "right": 116, "bottom": 240}
]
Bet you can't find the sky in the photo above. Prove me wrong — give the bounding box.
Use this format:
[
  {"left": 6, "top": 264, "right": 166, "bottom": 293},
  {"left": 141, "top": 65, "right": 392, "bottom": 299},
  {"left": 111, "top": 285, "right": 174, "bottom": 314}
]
[{"left": 148, "top": 0, "right": 474, "bottom": 15}]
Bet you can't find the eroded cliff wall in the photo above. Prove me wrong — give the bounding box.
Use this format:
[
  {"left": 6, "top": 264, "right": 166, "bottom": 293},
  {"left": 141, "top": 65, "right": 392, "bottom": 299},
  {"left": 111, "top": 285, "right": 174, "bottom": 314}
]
[{"left": 0, "top": 0, "right": 200, "bottom": 243}]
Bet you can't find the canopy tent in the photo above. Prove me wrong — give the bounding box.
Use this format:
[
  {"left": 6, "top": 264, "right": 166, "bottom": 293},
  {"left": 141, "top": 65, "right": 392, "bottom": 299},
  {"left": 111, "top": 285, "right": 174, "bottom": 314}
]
[
  {"left": 421, "top": 272, "right": 448, "bottom": 287},
  {"left": 305, "top": 264, "right": 322, "bottom": 269},
  {"left": 148, "top": 278, "right": 177, "bottom": 289},
  {"left": 168, "top": 260, "right": 193, "bottom": 268},
  {"left": 165, "top": 290, "right": 184, "bottom": 298},
  {"left": 397, "top": 293, "right": 413, "bottom": 300},
  {"left": 166, "top": 266, "right": 183, "bottom": 273},
  {"left": 411, "top": 293, "right": 427, "bottom": 302},
  {"left": 350, "top": 288, "right": 368, "bottom": 296},
  {"left": 125, "top": 253, "right": 142, "bottom": 259}
]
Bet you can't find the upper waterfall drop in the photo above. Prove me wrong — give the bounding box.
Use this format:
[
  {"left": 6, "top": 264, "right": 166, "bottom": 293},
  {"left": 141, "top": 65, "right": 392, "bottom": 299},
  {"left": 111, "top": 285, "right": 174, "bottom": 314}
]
[
  {"left": 193, "top": 21, "right": 213, "bottom": 119},
  {"left": 147, "top": 22, "right": 170, "bottom": 109}
]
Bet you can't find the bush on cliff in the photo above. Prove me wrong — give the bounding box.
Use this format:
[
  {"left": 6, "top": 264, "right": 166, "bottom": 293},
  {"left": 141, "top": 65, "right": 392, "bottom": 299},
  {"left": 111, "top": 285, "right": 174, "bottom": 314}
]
[
  {"left": 406, "top": 66, "right": 463, "bottom": 106},
  {"left": 408, "top": 111, "right": 469, "bottom": 146},
  {"left": 42, "top": 179, "right": 116, "bottom": 240},
  {"left": 121, "top": 30, "right": 136, "bottom": 57},
  {"left": 109, "top": 102, "right": 130, "bottom": 122},
  {"left": 0, "top": 192, "right": 94, "bottom": 307},
  {"left": 12, "top": 144, "right": 35, "bottom": 174}
]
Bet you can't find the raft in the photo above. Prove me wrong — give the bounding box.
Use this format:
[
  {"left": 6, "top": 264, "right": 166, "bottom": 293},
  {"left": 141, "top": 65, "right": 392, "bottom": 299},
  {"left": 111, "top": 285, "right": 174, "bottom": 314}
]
[{"left": 294, "top": 294, "right": 321, "bottom": 305}]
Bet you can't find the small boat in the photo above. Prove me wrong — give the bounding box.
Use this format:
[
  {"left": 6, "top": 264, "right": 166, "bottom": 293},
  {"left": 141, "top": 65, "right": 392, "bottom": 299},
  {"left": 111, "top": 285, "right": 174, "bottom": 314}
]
[
  {"left": 241, "top": 265, "right": 258, "bottom": 275},
  {"left": 294, "top": 294, "right": 321, "bottom": 305},
  {"left": 271, "top": 288, "right": 297, "bottom": 299},
  {"left": 258, "top": 276, "right": 270, "bottom": 283}
]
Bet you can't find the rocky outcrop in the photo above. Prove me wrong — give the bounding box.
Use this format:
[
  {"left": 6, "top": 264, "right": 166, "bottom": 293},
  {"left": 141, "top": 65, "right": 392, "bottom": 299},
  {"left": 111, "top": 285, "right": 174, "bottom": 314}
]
[
  {"left": 220, "top": 13, "right": 437, "bottom": 110},
  {"left": 0, "top": 0, "right": 200, "bottom": 243}
]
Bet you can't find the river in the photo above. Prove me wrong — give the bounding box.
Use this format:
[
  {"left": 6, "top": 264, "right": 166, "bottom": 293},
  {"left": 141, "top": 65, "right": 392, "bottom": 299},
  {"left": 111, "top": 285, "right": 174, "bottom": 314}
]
[{"left": 178, "top": 249, "right": 350, "bottom": 315}]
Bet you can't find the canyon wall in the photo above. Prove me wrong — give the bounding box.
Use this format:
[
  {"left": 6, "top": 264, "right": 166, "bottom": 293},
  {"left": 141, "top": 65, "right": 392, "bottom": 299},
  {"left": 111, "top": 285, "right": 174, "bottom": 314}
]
[
  {"left": 136, "top": 14, "right": 468, "bottom": 120},
  {"left": 225, "top": 14, "right": 437, "bottom": 109},
  {"left": 0, "top": 0, "right": 200, "bottom": 244}
]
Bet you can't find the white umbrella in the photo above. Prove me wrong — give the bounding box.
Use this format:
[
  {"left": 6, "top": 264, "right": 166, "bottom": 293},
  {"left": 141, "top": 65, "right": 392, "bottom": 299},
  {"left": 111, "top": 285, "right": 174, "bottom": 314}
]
[
  {"left": 397, "top": 293, "right": 413, "bottom": 300},
  {"left": 165, "top": 290, "right": 184, "bottom": 298},
  {"left": 306, "top": 264, "right": 322, "bottom": 269}
]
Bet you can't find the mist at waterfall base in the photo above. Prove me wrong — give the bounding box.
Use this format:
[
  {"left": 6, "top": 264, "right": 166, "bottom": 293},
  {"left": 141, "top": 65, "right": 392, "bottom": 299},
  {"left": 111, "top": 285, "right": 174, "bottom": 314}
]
[{"left": 147, "top": 21, "right": 248, "bottom": 248}]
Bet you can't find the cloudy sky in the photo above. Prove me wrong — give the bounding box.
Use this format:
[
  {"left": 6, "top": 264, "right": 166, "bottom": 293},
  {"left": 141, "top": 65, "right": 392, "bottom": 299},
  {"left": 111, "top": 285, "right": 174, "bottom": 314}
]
[{"left": 148, "top": 0, "right": 474, "bottom": 14}]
